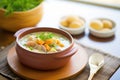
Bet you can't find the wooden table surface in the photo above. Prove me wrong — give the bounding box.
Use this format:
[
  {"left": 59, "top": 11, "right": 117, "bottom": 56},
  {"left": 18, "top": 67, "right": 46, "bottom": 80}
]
[
  {"left": 0, "top": 0, "right": 120, "bottom": 57},
  {"left": 0, "top": 1, "right": 120, "bottom": 79}
]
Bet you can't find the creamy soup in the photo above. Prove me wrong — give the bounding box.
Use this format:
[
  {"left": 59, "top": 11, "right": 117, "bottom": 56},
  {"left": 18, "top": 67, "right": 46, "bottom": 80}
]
[{"left": 19, "top": 32, "right": 71, "bottom": 53}]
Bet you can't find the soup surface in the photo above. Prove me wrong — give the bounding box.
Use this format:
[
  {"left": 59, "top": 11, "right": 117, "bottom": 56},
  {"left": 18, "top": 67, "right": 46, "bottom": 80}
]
[{"left": 19, "top": 32, "right": 71, "bottom": 53}]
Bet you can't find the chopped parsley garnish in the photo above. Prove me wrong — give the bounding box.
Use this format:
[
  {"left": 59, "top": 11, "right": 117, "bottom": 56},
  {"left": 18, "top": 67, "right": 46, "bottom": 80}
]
[
  {"left": 0, "top": 0, "right": 44, "bottom": 15},
  {"left": 28, "top": 46, "right": 34, "bottom": 50},
  {"left": 37, "top": 32, "right": 54, "bottom": 40}
]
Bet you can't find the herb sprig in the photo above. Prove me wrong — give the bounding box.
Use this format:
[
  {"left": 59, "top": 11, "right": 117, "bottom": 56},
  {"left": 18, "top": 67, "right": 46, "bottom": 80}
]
[
  {"left": 37, "top": 32, "right": 54, "bottom": 40},
  {"left": 0, "top": 0, "right": 43, "bottom": 15}
]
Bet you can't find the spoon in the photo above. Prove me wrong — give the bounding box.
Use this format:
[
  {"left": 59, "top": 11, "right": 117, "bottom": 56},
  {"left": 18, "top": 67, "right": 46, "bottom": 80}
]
[{"left": 88, "top": 53, "right": 104, "bottom": 80}]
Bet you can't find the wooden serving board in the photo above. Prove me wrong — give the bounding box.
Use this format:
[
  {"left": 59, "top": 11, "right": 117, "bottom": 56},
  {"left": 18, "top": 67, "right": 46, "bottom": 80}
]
[{"left": 7, "top": 44, "right": 88, "bottom": 80}]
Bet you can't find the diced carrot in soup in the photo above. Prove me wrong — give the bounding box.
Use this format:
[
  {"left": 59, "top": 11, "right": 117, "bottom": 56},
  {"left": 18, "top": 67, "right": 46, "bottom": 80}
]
[
  {"left": 19, "top": 32, "right": 70, "bottom": 53},
  {"left": 59, "top": 43, "right": 64, "bottom": 47},
  {"left": 45, "top": 39, "right": 54, "bottom": 45},
  {"left": 36, "top": 39, "right": 44, "bottom": 45},
  {"left": 44, "top": 44, "right": 51, "bottom": 51}
]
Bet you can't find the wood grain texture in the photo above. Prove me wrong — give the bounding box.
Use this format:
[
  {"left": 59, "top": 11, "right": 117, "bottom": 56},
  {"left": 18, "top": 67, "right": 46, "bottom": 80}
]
[
  {"left": 0, "top": 3, "right": 43, "bottom": 32},
  {"left": 0, "top": 1, "right": 120, "bottom": 79},
  {"left": 0, "top": 41, "right": 119, "bottom": 80},
  {"left": 7, "top": 44, "right": 88, "bottom": 80}
]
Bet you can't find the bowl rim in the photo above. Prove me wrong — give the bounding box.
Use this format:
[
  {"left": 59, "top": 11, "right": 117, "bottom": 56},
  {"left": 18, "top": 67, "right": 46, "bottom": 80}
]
[
  {"left": 16, "top": 27, "right": 74, "bottom": 55},
  {"left": 0, "top": 2, "right": 43, "bottom": 14},
  {"left": 89, "top": 18, "right": 116, "bottom": 34},
  {"left": 59, "top": 24, "right": 85, "bottom": 30},
  {"left": 89, "top": 26, "right": 115, "bottom": 34},
  {"left": 59, "top": 15, "right": 86, "bottom": 30}
]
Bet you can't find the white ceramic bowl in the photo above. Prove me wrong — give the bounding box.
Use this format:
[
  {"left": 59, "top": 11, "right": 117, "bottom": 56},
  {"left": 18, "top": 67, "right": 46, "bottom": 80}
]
[
  {"left": 89, "top": 18, "right": 116, "bottom": 38},
  {"left": 59, "top": 24, "right": 85, "bottom": 35},
  {"left": 59, "top": 16, "right": 86, "bottom": 35}
]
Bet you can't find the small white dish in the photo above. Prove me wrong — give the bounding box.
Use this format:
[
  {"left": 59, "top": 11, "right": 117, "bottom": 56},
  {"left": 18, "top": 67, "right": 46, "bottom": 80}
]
[
  {"left": 89, "top": 18, "right": 116, "bottom": 38},
  {"left": 59, "top": 16, "right": 86, "bottom": 35},
  {"left": 59, "top": 24, "right": 85, "bottom": 35}
]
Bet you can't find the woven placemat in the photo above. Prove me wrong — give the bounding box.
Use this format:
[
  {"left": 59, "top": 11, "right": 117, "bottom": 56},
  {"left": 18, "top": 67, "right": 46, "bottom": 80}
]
[{"left": 0, "top": 41, "right": 120, "bottom": 80}]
